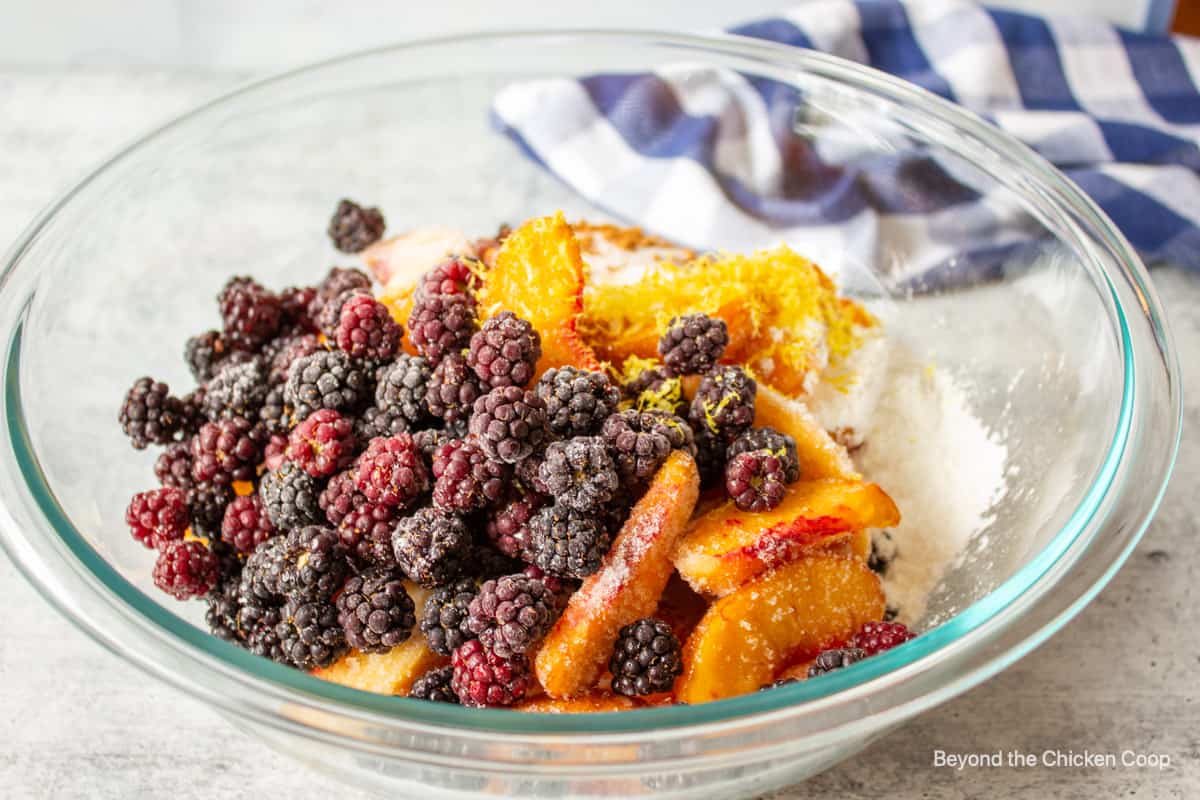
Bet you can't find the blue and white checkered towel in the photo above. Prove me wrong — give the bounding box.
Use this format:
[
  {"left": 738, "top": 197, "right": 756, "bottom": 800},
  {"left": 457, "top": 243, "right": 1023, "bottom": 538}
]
[{"left": 493, "top": 0, "right": 1200, "bottom": 284}]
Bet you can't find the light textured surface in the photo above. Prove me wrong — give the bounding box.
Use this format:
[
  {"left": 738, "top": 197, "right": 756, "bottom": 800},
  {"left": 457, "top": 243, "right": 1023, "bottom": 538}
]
[{"left": 0, "top": 69, "right": 1196, "bottom": 799}]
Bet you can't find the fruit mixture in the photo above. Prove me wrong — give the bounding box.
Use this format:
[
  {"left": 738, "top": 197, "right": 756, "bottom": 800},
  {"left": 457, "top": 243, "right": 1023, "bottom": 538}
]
[{"left": 118, "top": 200, "right": 916, "bottom": 710}]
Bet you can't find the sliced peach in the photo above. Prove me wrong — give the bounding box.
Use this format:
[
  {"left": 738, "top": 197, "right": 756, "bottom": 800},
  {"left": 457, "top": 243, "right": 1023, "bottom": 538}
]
[
  {"left": 362, "top": 226, "right": 476, "bottom": 292},
  {"left": 674, "top": 479, "right": 899, "bottom": 596},
  {"left": 535, "top": 451, "right": 700, "bottom": 698},
  {"left": 675, "top": 554, "right": 885, "bottom": 704},
  {"left": 754, "top": 383, "right": 859, "bottom": 481},
  {"left": 514, "top": 691, "right": 641, "bottom": 713}
]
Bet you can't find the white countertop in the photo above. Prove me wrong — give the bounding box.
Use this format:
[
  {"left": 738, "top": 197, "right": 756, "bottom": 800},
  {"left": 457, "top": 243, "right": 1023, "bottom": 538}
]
[{"left": 0, "top": 69, "right": 1195, "bottom": 799}]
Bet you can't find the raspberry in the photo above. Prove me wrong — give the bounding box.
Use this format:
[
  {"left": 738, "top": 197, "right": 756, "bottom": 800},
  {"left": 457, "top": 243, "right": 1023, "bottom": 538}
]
[
  {"left": 319, "top": 470, "right": 362, "bottom": 527},
  {"left": 191, "top": 417, "right": 262, "bottom": 487},
  {"left": 259, "top": 461, "right": 322, "bottom": 531},
  {"left": 420, "top": 578, "right": 478, "bottom": 656},
  {"left": 485, "top": 488, "right": 546, "bottom": 559},
  {"left": 609, "top": 617, "right": 683, "bottom": 696},
  {"left": 286, "top": 408, "right": 356, "bottom": 478},
  {"left": 239, "top": 536, "right": 288, "bottom": 605},
  {"left": 469, "top": 385, "right": 548, "bottom": 464},
  {"left": 724, "top": 450, "right": 788, "bottom": 512},
  {"left": 119, "top": 376, "right": 183, "bottom": 449},
  {"left": 601, "top": 410, "right": 691, "bottom": 487},
  {"left": 186, "top": 481, "right": 235, "bottom": 533},
  {"left": 328, "top": 198, "right": 385, "bottom": 253},
  {"left": 538, "top": 437, "right": 619, "bottom": 512},
  {"left": 658, "top": 313, "right": 729, "bottom": 376},
  {"left": 126, "top": 487, "right": 188, "bottom": 550},
  {"left": 276, "top": 598, "right": 348, "bottom": 669},
  {"left": 338, "top": 502, "right": 398, "bottom": 566},
  {"left": 622, "top": 362, "right": 685, "bottom": 416},
  {"left": 155, "top": 442, "right": 195, "bottom": 490},
  {"left": 727, "top": 426, "right": 800, "bottom": 484},
  {"left": 285, "top": 350, "right": 370, "bottom": 422},
  {"left": 203, "top": 359, "right": 268, "bottom": 420},
  {"left": 220, "top": 495, "right": 276, "bottom": 554},
  {"left": 408, "top": 666, "right": 459, "bottom": 703},
  {"left": 259, "top": 385, "right": 290, "bottom": 435},
  {"left": 408, "top": 292, "right": 478, "bottom": 366},
  {"left": 416, "top": 256, "right": 481, "bottom": 299},
  {"left": 267, "top": 333, "right": 321, "bottom": 385},
  {"left": 185, "top": 330, "right": 234, "bottom": 383},
  {"left": 277, "top": 525, "right": 351, "bottom": 603},
  {"left": 354, "top": 434, "right": 429, "bottom": 508},
  {"left": 535, "top": 366, "right": 620, "bottom": 438},
  {"left": 218, "top": 276, "right": 282, "bottom": 351},
  {"left": 848, "top": 621, "right": 915, "bottom": 656},
  {"left": 335, "top": 293, "right": 402, "bottom": 362},
  {"left": 336, "top": 566, "right": 416, "bottom": 653},
  {"left": 450, "top": 639, "right": 531, "bottom": 708},
  {"left": 372, "top": 355, "right": 433, "bottom": 430},
  {"left": 528, "top": 504, "right": 611, "bottom": 579},
  {"left": 466, "top": 574, "right": 555, "bottom": 658},
  {"left": 153, "top": 540, "right": 220, "bottom": 600},
  {"left": 689, "top": 366, "right": 756, "bottom": 441},
  {"left": 807, "top": 647, "right": 868, "bottom": 678},
  {"left": 392, "top": 507, "right": 472, "bottom": 587},
  {"left": 431, "top": 438, "right": 510, "bottom": 512},
  {"left": 425, "top": 353, "right": 485, "bottom": 429},
  {"left": 467, "top": 311, "right": 541, "bottom": 389},
  {"left": 279, "top": 285, "right": 318, "bottom": 334}
]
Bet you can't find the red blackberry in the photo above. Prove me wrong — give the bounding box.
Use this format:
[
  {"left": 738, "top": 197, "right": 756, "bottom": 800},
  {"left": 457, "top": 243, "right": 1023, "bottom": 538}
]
[
  {"left": 284, "top": 349, "right": 371, "bottom": 422},
  {"left": 467, "top": 311, "right": 541, "bottom": 389},
  {"left": 450, "top": 639, "right": 532, "bottom": 708},
  {"left": 218, "top": 276, "right": 282, "bottom": 351},
  {"left": 392, "top": 507, "right": 473, "bottom": 587},
  {"left": 277, "top": 525, "right": 351, "bottom": 603},
  {"left": 419, "top": 578, "right": 478, "bottom": 656},
  {"left": 658, "top": 313, "right": 729, "bottom": 376},
  {"left": 155, "top": 442, "right": 195, "bottom": 491},
  {"left": 848, "top": 621, "right": 915, "bottom": 656},
  {"left": 153, "top": 539, "right": 220, "bottom": 600},
  {"left": 317, "top": 288, "right": 371, "bottom": 340},
  {"left": 267, "top": 333, "right": 321, "bottom": 385},
  {"left": 416, "top": 256, "right": 481, "bottom": 299},
  {"left": 279, "top": 285, "right": 319, "bottom": 334},
  {"left": 318, "top": 469, "right": 361, "bottom": 527},
  {"left": 372, "top": 355, "right": 433, "bottom": 430},
  {"left": 335, "top": 293, "right": 402, "bottom": 362},
  {"left": 727, "top": 426, "right": 800, "bottom": 484},
  {"left": 263, "top": 433, "right": 288, "bottom": 472},
  {"left": 186, "top": 481, "right": 235, "bottom": 533},
  {"left": 535, "top": 366, "right": 620, "bottom": 438},
  {"left": 119, "top": 376, "right": 184, "bottom": 449},
  {"left": 466, "top": 573, "right": 555, "bottom": 658},
  {"left": 259, "top": 461, "right": 322, "bottom": 531},
  {"left": 286, "top": 408, "right": 356, "bottom": 478},
  {"left": 328, "top": 198, "right": 385, "bottom": 253},
  {"left": 336, "top": 566, "right": 415, "bottom": 653},
  {"left": 408, "top": 666, "right": 459, "bottom": 703},
  {"left": 689, "top": 366, "right": 756, "bottom": 441},
  {"left": 538, "top": 437, "right": 619, "bottom": 512},
  {"left": 724, "top": 450, "right": 788, "bottom": 512},
  {"left": 807, "top": 647, "right": 868, "bottom": 678},
  {"left": 126, "top": 487, "right": 188, "bottom": 550},
  {"left": 220, "top": 495, "right": 276, "bottom": 555},
  {"left": 339, "top": 502, "right": 398, "bottom": 566},
  {"left": 528, "top": 504, "right": 611, "bottom": 579},
  {"left": 203, "top": 359, "right": 268, "bottom": 420},
  {"left": 609, "top": 617, "right": 683, "bottom": 696},
  {"left": 622, "top": 362, "right": 685, "bottom": 416},
  {"left": 276, "top": 597, "right": 348, "bottom": 669},
  {"left": 485, "top": 488, "right": 546, "bottom": 559},
  {"left": 354, "top": 434, "right": 429, "bottom": 508},
  {"left": 185, "top": 330, "right": 234, "bottom": 383},
  {"left": 425, "top": 353, "right": 485, "bottom": 429},
  {"left": 469, "top": 385, "right": 549, "bottom": 464},
  {"left": 601, "top": 409, "right": 686, "bottom": 487},
  {"left": 409, "top": 291, "right": 478, "bottom": 366},
  {"left": 431, "top": 438, "right": 510, "bottom": 512},
  {"left": 191, "top": 417, "right": 262, "bottom": 487}
]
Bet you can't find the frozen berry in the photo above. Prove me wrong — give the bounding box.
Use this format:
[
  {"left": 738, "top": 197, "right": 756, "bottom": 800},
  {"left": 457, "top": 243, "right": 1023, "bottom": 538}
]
[
  {"left": 277, "top": 525, "right": 351, "bottom": 603},
  {"left": 466, "top": 574, "right": 555, "bottom": 658},
  {"left": 218, "top": 276, "right": 282, "bottom": 351},
  {"left": 191, "top": 417, "right": 262, "bottom": 487},
  {"left": 727, "top": 426, "right": 800, "bottom": 483},
  {"left": 420, "top": 578, "right": 478, "bottom": 656},
  {"left": 286, "top": 408, "right": 356, "bottom": 478},
  {"left": 468, "top": 311, "right": 541, "bottom": 389},
  {"left": 450, "top": 639, "right": 531, "bottom": 708},
  {"left": 469, "top": 385, "right": 548, "bottom": 464},
  {"left": 416, "top": 256, "right": 480, "bottom": 299},
  {"left": 485, "top": 488, "right": 546, "bottom": 560},
  {"left": 155, "top": 442, "right": 195, "bottom": 491},
  {"left": 335, "top": 293, "right": 401, "bottom": 362},
  {"left": 609, "top": 617, "right": 682, "bottom": 696},
  {"left": 285, "top": 349, "right": 370, "bottom": 422},
  {"left": 354, "top": 434, "right": 429, "bottom": 508},
  {"left": 153, "top": 540, "right": 220, "bottom": 600},
  {"left": 601, "top": 409, "right": 691, "bottom": 487},
  {"left": 724, "top": 449, "right": 788, "bottom": 512},
  {"left": 319, "top": 469, "right": 361, "bottom": 527},
  {"left": 409, "top": 291, "right": 477, "bottom": 366},
  {"left": 336, "top": 566, "right": 415, "bottom": 653},
  {"left": 338, "top": 501, "right": 398, "bottom": 567},
  {"left": 279, "top": 285, "right": 318, "bottom": 334},
  {"left": 538, "top": 437, "right": 619, "bottom": 512},
  {"left": 310, "top": 267, "right": 371, "bottom": 323},
  {"left": 276, "top": 597, "right": 347, "bottom": 669},
  {"left": 408, "top": 666, "right": 458, "bottom": 703},
  {"left": 689, "top": 366, "right": 756, "bottom": 441},
  {"left": 186, "top": 481, "right": 235, "bottom": 533},
  {"left": 528, "top": 504, "right": 611, "bottom": 579},
  {"left": 185, "top": 330, "right": 233, "bottom": 383},
  {"left": 372, "top": 355, "right": 433, "bottom": 430},
  {"left": 259, "top": 385, "right": 290, "bottom": 435},
  {"left": 220, "top": 495, "right": 276, "bottom": 555},
  {"left": 658, "top": 313, "right": 728, "bottom": 376},
  {"left": 126, "top": 487, "right": 188, "bottom": 550},
  {"left": 848, "top": 621, "right": 915, "bottom": 656},
  {"left": 119, "top": 376, "right": 183, "bottom": 449},
  {"left": 807, "top": 647, "right": 868, "bottom": 678},
  {"left": 267, "top": 333, "right": 321, "bottom": 386},
  {"left": 239, "top": 536, "right": 288, "bottom": 605},
  {"left": 392, "top": 507, "right": 472, "bottom": 587},
  {"left": 425, "top": 352, "right": 485, "bottom": 429},
  {"left": 536, "top": 366, "right": 619, "bottom": 438},
  {"left": 431, "top": 438, "right": 510, "bottom": 512},
  {"left": 328, "top": 198, "right": 385, "bottom": 253},
  {"left": 259, "top": 461, "right": 322, "bottom": 531},
  {"left": 203, "top": 359, "right": 268, "bottom": 420}
]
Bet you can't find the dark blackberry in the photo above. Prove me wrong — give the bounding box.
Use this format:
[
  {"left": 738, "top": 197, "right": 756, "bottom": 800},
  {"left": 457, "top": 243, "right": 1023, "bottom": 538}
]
[
  {"left": 408, "top": 291, "right": 478, "bottom": 366},
  {"left": 727, "top": 426, "right": 800, "bottom": 484},
  {"left": 335, "top": 293, "right": 402, "bottom": 362},
  {"left": 609, "top": 617, "right": 683, "bottom": 697},
  {"left": 317, "top": 287, "right": 371, "bottom": 340},
  {"left": 277, "top": 525, "right": 351, "bottom": 603},
  {"left": 355, "top": 404, "right": 406, "bottom": 441},
  {"left": 658, "top": 313, "right": 729, "bottom": 376},
  {"left": 528, "top": 504, "right": 611, "bottom": 579},
  {"left": 466, "top": 573, "right": 555, "bottom": 659},
  {"left": 467, "top": 311, "right": 541, "bottom": 389},
  {"left": 203, "top": 359, "right": 268, "bottom": 420},
  {"left": 336, "top": 566, "right": 415, "bottom": 653},
  {"left": 220, "top": 495, "right": 276, "bottom": 555},
  {"left": 450, "top": 638, "right": 532, "bottom": 708},
  {"left": 239, "top": 536, "right": 288, "bottom": 605},
  {"left": 259, "top": 461, "right": 322, "bottom": 531},
  {"left": 600, "top": 410, "right": 675, "bottom": 487},
  {"left": 155, "top": 442, "right": 195, "bottom": 491},
  {"left": 284, "top": 349, "right": 370, "bottom": 422},
  {"left": 338, "top": 502, "right": 398, "bottom": 566},
  {"left": 468, "top": 385, "right": 549, "bottom": 464},
  {"left": 276, "top": 598, "right": 348, "bottom": 669},
  {"left": 485, "top": 488, "right": 546, "bottom": 560},
  {"left": 392, "top": 507, "right": 473, "bottom": 587},
  {"left": 218, "top": 276, "right": 282, "bottom": 351},
  {"left": 408, "top": 666, "right": 459, "bottom": 703},
  {"left": 431, "top": 438, "right": 510, "bottom": 512},
  {"left": 622, "top": 361, "right": 685, "bottom": 416},
  {"left": 279, "top": 285, "right": 319, "bottom": 334},
  {"left": 177, "top": 388, "right": 207, "bottom": 436},
  {"left": 259, "top": 384, "right": 291, "bottom": 435},
  {"left": 425, "top": 353, "right": 485, "bottom": 429},
  {"left": 848, "top": 621, "right": 915, "bottom": 656},
  {"left": 693, "top": 427, "right": 727, "bottom": 487},
  {"left": 191, "top": 417, "right": 262, "bottom": 487},
  {"left": 354, "top": 434, "right": 429, "bottom": 508},
  {"left": 286, "top": 408, "right": 356, "bottom": 478},
  {"left": 119, "top": 376, "right": 184, "bottom": 449},
  {"left": 688, "top": 365, "right": 756, "bottom": 441},
  {"left": 807, "top": 647, "right": 868, "bottom": 678},
  {"left": 373, "top": 355, "right": 433, "bottom": 430},
  {"left": 724, "top": 450, "right": 788, "bottom": 512},
  {"left": 419, "top": 578, "right": 478, "bottom": 656},
  {"left": 416, "top": 256, "right": 481, "bottom": 299},
  {"left": 267, "top": 333, "right": 321, "bottom": 385},
  {"left": 538, "top": 437, "right": 619, "bottom": 512},
  {"left": 473, "top": 546, "right": 523, "bottom": 580},
  {"left": 152, "top": 540, "right": 220, "bottom": 600},
  {"left": 126, "top": 487, "right": 189, "bottom": 550},
  {"left": 328, "top": 198, "right": 385, "bottom": 253},
  {"left": 318, "top": 469, "right": 361, "bottom": 527},
  {"left": 868, "top": 530, "right": 898, "bottom": 576},
  {"left": 185, "top": 330, "right": 233, "bottom": 383},
  {"left": 535, "top": 366, "right": 620, "bottom": 438},
  {"left": 186, "top": 481, "right": 235, "bottom": 532},
  {"left": 242, "top": 602, "right": 286, "bottom": 663},
  {"left": 205, "top": 569, "right": 243, "bottom": 643}
]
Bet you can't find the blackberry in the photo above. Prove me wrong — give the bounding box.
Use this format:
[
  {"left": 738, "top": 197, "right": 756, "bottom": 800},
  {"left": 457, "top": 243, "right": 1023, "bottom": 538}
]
[
  {"left": 119, "top": 376, "right": 183, "bottom": 449},
  {"left": 312, "top": 267, "right": 372, "bottom": 318},
  {"left": 467, "top": 311, "right": 540, "bottom": 389},
  {"left": 336, "top": 293, "right": 402, "bottom": 362},
  {"left": 203, "top": 359, "right": 268, "bottom": 420},
  {"left": 535, "top": 366, "right": 620, "bottom": 438},
  {"left": 622, "top": 362, "right": 685, "bottom": 416},
  {"left": 727, "top": 426, "right": 800, "bottom": 484},
  {"left": 601, "top": 410, "right": 684, "bottom": 487},
  {"left": 259, "top": 384, "right": 290, "bottom": 435},
  {"left": 319, "top": 469, "right": 362, "bottom": 527},
  {"left": 277, "top": 525, "right": 351, "bottom": 603},
  {"left": 689, "top": 366, "right": 756, "bottom": 441},
  {"left": 609, "top": 617, "right": 683, "bottom": 697},
  {"left": 239, "top": 536, "right": 288, "bottom": 605},
  {"left": 373, "top": 355, "right": 433, "bottom": 430},
  {"left": 152, "top": 540, "right": 220, "bottom": 600},
  {"left": 538, "top": 437, "right": 619, "bottom": 512},
  {"left": 242, "top": 602, "right": 286, "bottom": 663},
  {"left": 420, "top": 578, "right": 478, "bottom": 656},
  {"left": 317, "top": 287, "right": 371, "bottom": 340},
  {"left": 191, "top": 417, "right": 262, "bottom": 487},
  {"left": 328, "top": 198, "right": 385, "bottom": 253},
  {"left": 338, "top": 502, "right": 398, "bottom": 566},
  {"left": 724, "top": 450, "right": 788, "bottom": 512},
  {"left": 155, "top": 442, "right": 195, "bottom": 491},
  {"left": 408, "top": 291, "right": 478, "bottom": 366},
  {"left": 513, "top": 445, "right": 551, "bottom": 494},
  {"left": 408, "top": 666, "right": 459, "bottom": 703},
  {"left": 185, "top": 330, "right": 233, "bottom": 383},
  {"left": 177, "top": 388, "right": 208, "bottom": 436},
  {"left": 205, "top": 569, "right": 243, "bottom": 643},
  {"left": 276, "top": 598, "right": 348, "bottom": 669},
  {"left": 450, "top": 639, "right": 532, "bottom": 708},
  {"left": 469, "top": 385, "right": 548, "bottom": 464},
  {"left": 848, "top": 621, "right": 915, "bottom": 656},
  {"left": 528, "top": 504, "right": 611, "bottom": 579},
  {"left": 267, "top": 333, "right": 321, "bottom": 385},
  {"left": 355, "top": 405, "right": 405, "bottom": 441},
  {"left": 354, "top": 434, "right": 429, "bottom": 508},
  {"left": 431, "top": 438, "right": 510, "bottom": 512},
  {"left": 186, "top": 481, "right": 235, "bottom": 532},
  {"left": 336, "top": 566, "right": 416, "bottom": 653},
  {"left": 692, "top": 427, "right": 727, "bottom": 488},
  {"left": 425, "top": 353, "right": 485, "bottom": 431},
  {"left": 416, "top": 256, "right": 480, "bottom": 299},
  {"left": 868, "top": 530, "right": 898, "bottom": 576},
  {"left": 286, "top": 408, "right": 356, "bottom": 478},
  {"left": 473, "top": 546, "right": 523, "bottom": 580},
  {"left": 218, "top": 276, "right": 282, "bottom": 351},
  {"left": 220, "top": 495, "right": 276, "bottom": 554},
  {"left": 285, "top": 349, "right": 370, "bottom": 422},
  {"left": 485, "top": 488, "right": 546, "bottom": 560},
  {"left": 126, "top": 487, "right": 188, "bottom": 550},
  {"left": 279, "top": 285, "right": 319, "bottom": 334},
  {"left": 466, "top": 574, "right": 555, "bottom": 658},
  {"left": 658, "top": 313, "right": 729, "bottom": 376},
  {"left": 392, "top": 507, "right": 473, "bottom": 587},
  {"left": 259, "top": 461, "right": 322, "bottom": 531},
  {"left": 807, "top": 647, "right": 868, "bottom": 678}
]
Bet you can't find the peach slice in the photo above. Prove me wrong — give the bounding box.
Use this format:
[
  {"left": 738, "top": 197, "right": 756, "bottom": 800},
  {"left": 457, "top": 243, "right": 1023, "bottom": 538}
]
[
  {"left": 754, "top": 383, "right": 859, "bottom": 481},
  {"left": 515, "top": 691, "right": 641, "bottom": 713},
  {"left": 674, "top": 479, "right": 900, "bottom": 596},
  {"left": 535, "top": 450, "right": 700, "bottom": 698},
  {"left": 362, "top": 226, "right": 476, "bottom": 292},
  {"left": 675, "top": 554, "right": 885, "bottom": 704}
]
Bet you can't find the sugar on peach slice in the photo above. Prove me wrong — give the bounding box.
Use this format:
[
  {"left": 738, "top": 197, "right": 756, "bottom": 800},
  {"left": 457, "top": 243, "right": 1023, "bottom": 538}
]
[
  {"left": 514, "top": 690, "right": 642, "bottom": 713},
  {"left": 754, "top": 383, "right": 859, "bottom": 481},
  {"left": 675, "top": 554, "right": 885, "bottom": 704},
  {"left": 535, "top": 450, "right": 700, "bottom": 698},
  {"left": 673, "top": 478, "right": 900, "bottom": 597}
]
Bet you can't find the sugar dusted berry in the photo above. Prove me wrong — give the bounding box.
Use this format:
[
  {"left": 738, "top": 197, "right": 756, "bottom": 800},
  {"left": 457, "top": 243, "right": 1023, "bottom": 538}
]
[
  {"left": 469, "top": 385, "right": 549, "bottom": 464},
  {"left": 528, "top": 504, "right": 611, "bottom": 579},
  {"left": 409, "top": 291, "right": 477, "bottom": 366},
  {"left": 425, "top": 352, "right": 485, "bottom": 430},
  {"left": 286, "top": 408, "right": 356, "bottom": 478},
  {"left": 848, "top": 621, "right": 915, "bottom": 656},
  {"left": 536, "top": 366, "right": 619, "bottom": 438},
  {"left": 259, "top": 461, "right": 322, "bottom": 531},
  {"left": 724, "top": 449, "right": 788, "bottom": 512},
  {"left": 220, "top": 495, "right": 276, "bottom": 555},
  {"left": 392, "top": 507, "right": 472, "bottom": 587},
  {"left": 450, "top": 639, "right": 532, "bottom": 708},
  {"left": 336, "top": 292, "right": 402, "bottom": 362},
  {"left": 409, "top": 666, "right": 459, "bottom": 703},
  {"left": 485, "top": 488, "right": 545, "bottom": 560},
  {"left": 277, "top": 525, "right": 351, "bottom": 603},
  {"left": 468, "top": 311, "right": 541, "bottom": 389},
  {"left": 601, "top": 409, "right": 689, "bottom": 488},
  {"left": 119, "top": 376, "right": 183, "bottom": 449},
  {"left": 466, "top": 573, "right": 556, "bottom": 658},
  {"left": 689, "top": 365, "right": 756, "bottom": 441},
  {"left": 354, "top": 434, "right": 429, "bottom": 508},
  {"left": 420, "top": 578, "right": 478, "bottom": 656},
  {"left": 204, "top": 359, "right": 269, "bottom": 421},
  {"left": 285, "top": 349, "right": 370, "bottom": 422},
  {"left": 373, "top": 354, "right": 433, "bottom": 429},
  {"left": 126, "top": 487, "right": 188, "bottom": 550},
  {"left": 267, "top": 333, "right": 321, "bottom": 386},
  {"left": 609, "top": 617, "right": 683, "bottom": 697},
  {"left": 276, "top": 597, "right": 347, "bottom": 669},
  {"left": 328, "top": 198, "right": 385, "bottom": 254},
  {"left": 727, "top": 426, "right": 800, "bottom": 484},
  {"left": 339, "top": 501, "right": 398, "bottom": 566},
  {"left": 191, "top": 417, "right": 262, "bottom": 487},
  {"left": 431, "top": 438, "right": 510, "bottom": 512},
  {"left": 538, "top": 437, "right": 619, "bottom": 513},
  {"left": 185, "top": 330, "right": 232, "bottom": 383},
  {"left": 153, "top": 539, "right": 220, "bottom": 600},
  {"left": 218, "top": 276, "right": 282, "bottom": 351},
  {"left": 658, "top": 313, "right": 728, "bottom": 376},
  {"left": 336, "top": 566, "right": 415, "bottom": 653},
  {"left": 417, "top": 256, "right": 480, "bottom": 299}
]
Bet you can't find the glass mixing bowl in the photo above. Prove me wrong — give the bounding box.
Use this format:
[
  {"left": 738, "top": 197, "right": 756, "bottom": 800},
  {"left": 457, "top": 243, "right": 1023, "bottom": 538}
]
[{"left": 0, "top": 31, "right": 1180, "bottom": 799}]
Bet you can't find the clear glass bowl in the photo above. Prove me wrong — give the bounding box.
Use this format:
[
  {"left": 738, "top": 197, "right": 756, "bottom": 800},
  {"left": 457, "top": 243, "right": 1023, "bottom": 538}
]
[{"left": 0, "top": 31, "right": 1180, "bottom": 799}]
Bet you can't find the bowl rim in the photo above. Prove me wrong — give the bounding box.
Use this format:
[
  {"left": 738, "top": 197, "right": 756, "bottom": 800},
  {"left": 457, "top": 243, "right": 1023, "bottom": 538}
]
[{"left": 0, "top": 28, "right": 1181, "bottom": 746}]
